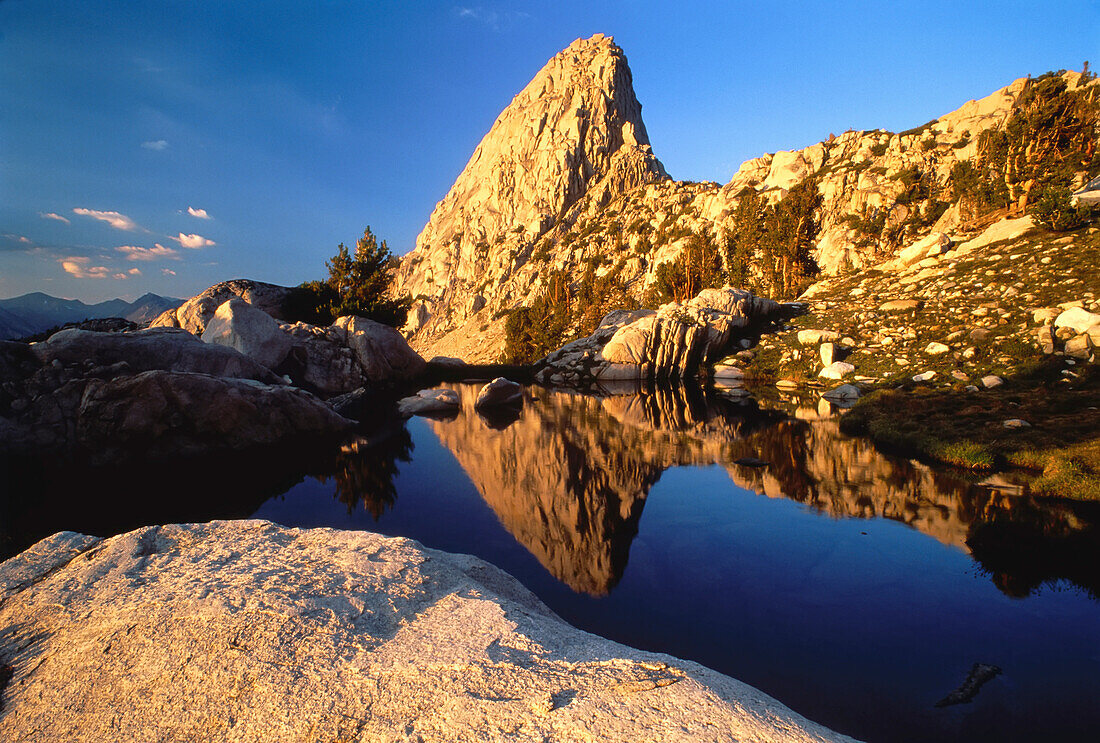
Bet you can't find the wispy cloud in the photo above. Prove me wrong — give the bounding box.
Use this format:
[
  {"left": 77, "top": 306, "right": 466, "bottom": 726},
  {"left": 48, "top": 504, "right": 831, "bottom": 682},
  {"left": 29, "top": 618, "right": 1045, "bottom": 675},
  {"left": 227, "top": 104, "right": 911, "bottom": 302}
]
[
  {"left": 116, "top": 244, "right": 180, "bottom": 261},
  {"left": 1, "top": 233, "right": 34, "bottom": 250},
  {"left": 172, "top": 232, "right": 216, "bottom": 249},
  {"left": 162, "top": 268, "right": 177, "bottom": 276},
  {"left": 187, "top": 206, "right": 211, "bottom": 219},
  {"left": 39, "top": 212, "right": 71, "bottom": 224},
  {"left": 59, "top": 256, "right": 112, "bottom": 279},
  {"left": 73, "top": 208, "right": 140, "bottom": 231},
  {"left": 453, "top": 6, "right": 530, "bottom": 31},
  {"left": 141, "top": 139, "right": 168, "bottom": 150}
]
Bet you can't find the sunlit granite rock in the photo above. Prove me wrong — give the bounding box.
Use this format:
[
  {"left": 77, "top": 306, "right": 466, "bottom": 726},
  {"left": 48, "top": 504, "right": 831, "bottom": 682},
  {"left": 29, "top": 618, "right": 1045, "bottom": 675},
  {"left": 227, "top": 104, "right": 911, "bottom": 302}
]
[{"left": 0, "top": 521, "right": 856, "bottom": 742}]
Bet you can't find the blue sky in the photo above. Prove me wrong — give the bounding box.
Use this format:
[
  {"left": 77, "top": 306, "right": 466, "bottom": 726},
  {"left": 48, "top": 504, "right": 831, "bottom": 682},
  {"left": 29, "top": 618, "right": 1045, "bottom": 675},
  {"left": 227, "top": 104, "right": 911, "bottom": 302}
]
[{"left": 1, "top": 0, "right": 1097, "bottom": 302}]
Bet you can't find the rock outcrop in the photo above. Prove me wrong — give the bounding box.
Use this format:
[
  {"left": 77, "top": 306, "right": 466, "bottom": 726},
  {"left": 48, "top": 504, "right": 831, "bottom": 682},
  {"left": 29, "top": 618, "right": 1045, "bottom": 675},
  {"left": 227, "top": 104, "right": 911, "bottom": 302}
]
[
  {"left": 0, "top": 521, "right": 854, "bottom": 742},
  {"left": 536, "top": 287, "right": 782, "bottom": 385},
  {"left": 393, "top": 43, "right": 1094, "bottom": 364},
  {"left": 31, "top": 326, "right": 281, "bottom": 383},
  {"left": 3, "top": 370, "right": 352, "bottom": 461},
  {"left": 200, "top": 299, "right": 293, "bottom": 371},
  {"left": 395, "top": 34, "right": 667, "bottom": 357},
  {"left": 0, "top": 326, "right": 354, "bottom": 461},
  {"left": 150, "top": 279, "right": 295, "bottom": 335}
]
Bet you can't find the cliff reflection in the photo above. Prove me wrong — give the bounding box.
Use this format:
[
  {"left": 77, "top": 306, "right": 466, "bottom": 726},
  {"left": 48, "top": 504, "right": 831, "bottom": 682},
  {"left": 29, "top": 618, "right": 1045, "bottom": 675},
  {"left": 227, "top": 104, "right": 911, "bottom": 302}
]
[{"left": 422, "top": 384, "right": 1100, "bottom": 599}]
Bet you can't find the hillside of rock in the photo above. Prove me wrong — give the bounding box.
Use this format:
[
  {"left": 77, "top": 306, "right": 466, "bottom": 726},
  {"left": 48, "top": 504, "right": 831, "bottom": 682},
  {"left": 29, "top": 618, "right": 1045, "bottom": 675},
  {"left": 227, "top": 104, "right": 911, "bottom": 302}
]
[{"left": 394, "top": 33, "right": 1096, "bottom": 364}]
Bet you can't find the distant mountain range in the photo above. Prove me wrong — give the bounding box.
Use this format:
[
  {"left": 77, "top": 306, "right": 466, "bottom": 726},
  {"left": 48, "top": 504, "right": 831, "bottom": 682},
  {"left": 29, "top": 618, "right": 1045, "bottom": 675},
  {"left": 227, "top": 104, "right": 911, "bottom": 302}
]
[{"left": 0, "top": 292, "right": 183, "bottom": 340}]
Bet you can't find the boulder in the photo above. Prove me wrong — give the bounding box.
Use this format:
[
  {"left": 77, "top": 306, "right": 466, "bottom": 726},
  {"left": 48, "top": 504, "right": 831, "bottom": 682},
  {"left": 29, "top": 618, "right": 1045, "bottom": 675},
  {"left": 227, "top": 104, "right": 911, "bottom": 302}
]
[
  {"left": 0, "top": 522, "right": 854, "bottom": 742},
  {"left": 1054, "top": 307, "right": 1100, "bottom": 334},
  {"left": 1036, "top": 325, "right": 1056, "bottom": 354},
  {"left": 7, "top": 370, "right": 352, "bottom": 461},
  {"left": 201, "top": 299, "right": 292, "bottom": 370},
  {"left": 821, "top": 383, "right": 860, "bottom": 401},
  {"left": 397, "top": 388, "right": 461, "bottom": 417},
  {"left": 712, "top": 363, "right": 745, "bottom": 380},
  {"left": 953, "top": 216, "right": 1034, "bottom": 255},
  {"left": 475, "top": 377, "right": 523, "bottom": 408},
  {"left": 878, "top": 299, "right": 923, "bottom": 313},
  {"left": 797, "top": 329, "right": 840, "bottom": 345},
  {"left": 1065, "top": 334, "right": 1093, "bottom": 359},
  {"left": 150, "top": 279, "right": 294, "bottom": 335},
  {"left": 599, "top": 288, "right": 780, "bottom": 381},
  {"left": 912, "top": 371, "right": 937, "bottom": 382},
  {"left": 924, "top": 342, "right": 951, "bottom": 355},
  {"left": 818, "top": 361, "right": 855, "bottom": 379},
  {"left": 31, "top": 327, "right": 281, "bottom": 384},
  {"left": 819, "top": 342, "right": 838, "bottom": 366},
  {"left": 277, "top": 322, "right": 368, "bottom": 397},
  {"left": 981, "top": 375, "right": 1004, "bottom": 388},
  {"left": 889, "top": 232, "right": 950, "bottom": 268},
  {"left": 332, "top": 316, "right": 427, "bottom": 383}
]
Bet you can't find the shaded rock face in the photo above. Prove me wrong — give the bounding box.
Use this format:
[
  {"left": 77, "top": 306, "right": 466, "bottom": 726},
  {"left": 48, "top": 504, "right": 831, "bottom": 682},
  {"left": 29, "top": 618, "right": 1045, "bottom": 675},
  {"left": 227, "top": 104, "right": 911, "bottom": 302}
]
[
  {"left": 395, "top": 34, "right": 667, "bottom": 350},
  {"left": 150, "top": 279, "right": 294, "bottom": 335},
  {"left": 8, "top": 370, "right": 352, "bottom": 462},
  {"left": 330, "top": 315, "right": 427, "bottom": 383},
  {"left": 31, "top": 327, "right": 281, "bottom": 383},
  {"left": 0, "top": 327, "right": 352, "bottom": 462},
  {"left": 0, "top": 521, "right": 854, "bottom": 743}
]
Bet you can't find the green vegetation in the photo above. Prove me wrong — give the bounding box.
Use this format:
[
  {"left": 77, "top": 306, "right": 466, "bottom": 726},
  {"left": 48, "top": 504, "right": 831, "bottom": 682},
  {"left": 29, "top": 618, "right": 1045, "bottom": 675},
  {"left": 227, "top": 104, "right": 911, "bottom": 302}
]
[
  {"left": 840, "top": 362, "right": 1100, "bottom": 500},
  {"left": 951, "top": 71, "right": 1100, "bottom": 228},
  {"left": 501, "top": 260, "right": 639, "bottom": 364},
  {"left": 285, "top": 227, "right": 410, "bottom": 327},
  {"left": 722, "top": 177, "right": 822, "bottom": 299},
  {"left": 646, "top": 230, "right": 724, "bottom": 305}
]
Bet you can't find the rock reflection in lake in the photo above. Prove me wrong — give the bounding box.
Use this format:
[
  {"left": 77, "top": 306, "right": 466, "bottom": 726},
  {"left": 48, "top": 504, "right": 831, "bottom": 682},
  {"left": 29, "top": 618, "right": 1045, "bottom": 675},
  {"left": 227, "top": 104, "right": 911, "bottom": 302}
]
[{"left": 419, "top": 383, "right": 1100, "bottom": 599}]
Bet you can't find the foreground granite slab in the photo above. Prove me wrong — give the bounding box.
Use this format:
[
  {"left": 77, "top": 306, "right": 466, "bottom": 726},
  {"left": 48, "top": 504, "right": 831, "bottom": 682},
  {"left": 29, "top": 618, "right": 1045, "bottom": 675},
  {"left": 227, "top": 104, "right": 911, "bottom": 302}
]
[{"left": 0, "top": 521, "right": 856, "bottom": 742}]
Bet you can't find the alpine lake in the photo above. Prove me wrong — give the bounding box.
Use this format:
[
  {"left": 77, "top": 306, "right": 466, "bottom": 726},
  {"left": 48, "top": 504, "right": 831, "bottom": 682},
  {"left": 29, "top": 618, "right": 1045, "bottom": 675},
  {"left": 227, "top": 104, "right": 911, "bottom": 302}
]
[{"left": 4, "top": 381, "right": 1099, "bottom": 743}]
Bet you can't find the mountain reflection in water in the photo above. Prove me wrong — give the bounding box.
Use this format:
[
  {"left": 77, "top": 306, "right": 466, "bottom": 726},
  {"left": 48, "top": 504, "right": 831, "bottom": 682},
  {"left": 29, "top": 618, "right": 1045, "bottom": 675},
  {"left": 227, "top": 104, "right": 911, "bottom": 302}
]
[{"left": 325, "top": 383, "right": 1098, "bottom": 599}]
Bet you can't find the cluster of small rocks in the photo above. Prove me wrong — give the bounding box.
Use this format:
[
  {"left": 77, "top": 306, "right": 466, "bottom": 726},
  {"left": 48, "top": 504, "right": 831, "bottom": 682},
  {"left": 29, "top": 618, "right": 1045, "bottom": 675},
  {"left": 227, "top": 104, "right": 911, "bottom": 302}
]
[{"left": 743, "top": 217, "right": 1099, "bottom": 390}]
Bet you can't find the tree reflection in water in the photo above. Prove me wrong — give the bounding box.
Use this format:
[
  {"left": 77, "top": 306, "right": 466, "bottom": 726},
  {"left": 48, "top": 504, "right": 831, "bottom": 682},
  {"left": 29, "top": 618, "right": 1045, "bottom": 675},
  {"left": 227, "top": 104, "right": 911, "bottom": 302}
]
[{"left": 323, "top": 424, "right": 414, "bottom": 520}]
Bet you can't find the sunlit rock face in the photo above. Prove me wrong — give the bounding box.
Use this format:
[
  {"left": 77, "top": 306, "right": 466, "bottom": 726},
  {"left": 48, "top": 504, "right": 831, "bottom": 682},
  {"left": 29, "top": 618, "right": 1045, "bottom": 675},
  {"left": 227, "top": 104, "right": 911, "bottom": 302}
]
[
  {"left": 395, "top": 34, "right": 667, "bottom": 357},
  {"left": 424, "top": 385, "right": 1098, "bottom": 598},
  {"left": 0, "top": 521, "right": 856, "bottom": 742}
]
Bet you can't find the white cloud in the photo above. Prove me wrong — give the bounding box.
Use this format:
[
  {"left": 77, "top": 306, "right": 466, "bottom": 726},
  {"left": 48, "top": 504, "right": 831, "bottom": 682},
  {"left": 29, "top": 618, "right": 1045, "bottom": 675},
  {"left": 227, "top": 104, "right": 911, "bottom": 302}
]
[
  {"left": 73, "top": 208, "right": 139, "bottom": 231},
  {"left": 18, "top": 236, "right": 31, "bottom": 244},
  {"left": 187, "top": 206, "right": 211, "bottom": 219},
  {"left": 128, "top": 267, "right": 141, "bottom": 275},
  {"left": 116, "top": 244, "right": 180, "bottom": 261},
  {"left": 60, "top": 256, "right": 112, "bottom": 279},
  {"left": 172, "top": 232, "right": 216, "bottom": 249},
  {"left": 161, "top": 268, "right": 177, "bottom": 276},
  {"left": 39, "top": 212, "right": 71, "bottom": 224},
  {"left": 453, "top": 6, "right": 530, "bottom": 30},
  {"left": 141, "top": 139, "right": 168, "bottom": 150},
  {"left": 113, "top": 273, "right": 128, "bottom": 279}
]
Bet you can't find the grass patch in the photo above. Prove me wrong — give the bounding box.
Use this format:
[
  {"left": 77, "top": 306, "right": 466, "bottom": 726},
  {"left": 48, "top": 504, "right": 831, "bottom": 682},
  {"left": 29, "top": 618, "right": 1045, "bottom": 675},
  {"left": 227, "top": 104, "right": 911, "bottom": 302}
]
[{"left": 840, "top": 362, "right": 1100, "bottom": 499}]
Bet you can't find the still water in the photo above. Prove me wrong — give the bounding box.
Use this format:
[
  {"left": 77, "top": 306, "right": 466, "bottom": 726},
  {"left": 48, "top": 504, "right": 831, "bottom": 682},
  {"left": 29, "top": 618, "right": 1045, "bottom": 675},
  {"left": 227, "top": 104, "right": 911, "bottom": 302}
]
[
  {"left": 4, "top": 382, "right": 1099, "bottom": 742},
  {"left": 251, "top": 384, "right": 1100, "bottom": 743}
]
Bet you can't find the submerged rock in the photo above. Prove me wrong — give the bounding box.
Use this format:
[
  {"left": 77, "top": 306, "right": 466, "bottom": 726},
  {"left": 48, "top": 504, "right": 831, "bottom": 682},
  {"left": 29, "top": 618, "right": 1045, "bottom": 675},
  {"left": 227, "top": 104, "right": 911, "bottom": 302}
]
[{"left": 0, "top": 521, "right": 855, "bottom": 742}]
